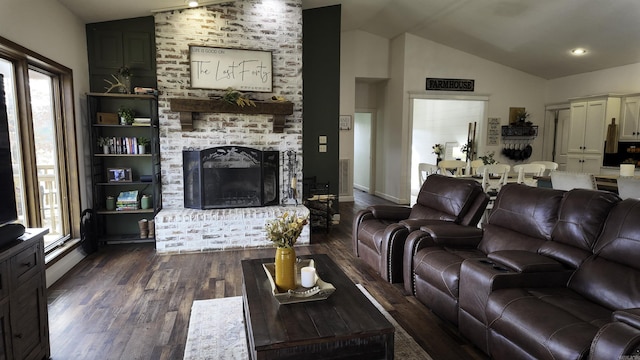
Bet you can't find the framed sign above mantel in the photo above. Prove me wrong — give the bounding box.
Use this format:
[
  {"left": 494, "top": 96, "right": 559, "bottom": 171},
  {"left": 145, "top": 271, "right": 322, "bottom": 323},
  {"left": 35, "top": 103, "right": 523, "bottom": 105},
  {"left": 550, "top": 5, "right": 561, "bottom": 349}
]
[{"left": 189, "top": 46, "right": 273, "bottom": 92}]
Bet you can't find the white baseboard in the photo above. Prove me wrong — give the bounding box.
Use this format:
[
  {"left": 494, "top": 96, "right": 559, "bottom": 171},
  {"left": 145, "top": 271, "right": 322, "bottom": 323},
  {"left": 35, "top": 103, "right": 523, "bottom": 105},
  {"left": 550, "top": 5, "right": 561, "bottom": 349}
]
[{"left": 46, "top": 246, "right": 86, "bottom": 288}]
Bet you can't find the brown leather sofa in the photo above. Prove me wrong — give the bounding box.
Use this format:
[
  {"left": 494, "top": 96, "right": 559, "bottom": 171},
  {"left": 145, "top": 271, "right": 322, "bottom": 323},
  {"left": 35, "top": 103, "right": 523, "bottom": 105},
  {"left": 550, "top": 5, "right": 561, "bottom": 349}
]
[
  {"left": 403, "top": 183, "right": 640, "bottom": 359},
  {"left": 353, "top": 174, "right": 488, "bottom": 282},
  {"left": 403, "top": 183, "right": 565, "bottom": 325}
]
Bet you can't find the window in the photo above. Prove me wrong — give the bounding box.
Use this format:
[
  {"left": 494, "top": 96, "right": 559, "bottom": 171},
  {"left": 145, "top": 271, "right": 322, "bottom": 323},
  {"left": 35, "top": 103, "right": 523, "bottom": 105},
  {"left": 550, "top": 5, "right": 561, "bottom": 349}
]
[{"left": 0, "top": 36, "right": 80, "bottom": 253}]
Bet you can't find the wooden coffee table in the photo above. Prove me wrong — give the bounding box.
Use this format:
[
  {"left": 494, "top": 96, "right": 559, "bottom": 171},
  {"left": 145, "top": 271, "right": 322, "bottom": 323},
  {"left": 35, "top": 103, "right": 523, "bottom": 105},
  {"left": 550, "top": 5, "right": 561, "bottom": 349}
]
[{"left": 241, "top": 253, "right": 394, "bottom": 359}]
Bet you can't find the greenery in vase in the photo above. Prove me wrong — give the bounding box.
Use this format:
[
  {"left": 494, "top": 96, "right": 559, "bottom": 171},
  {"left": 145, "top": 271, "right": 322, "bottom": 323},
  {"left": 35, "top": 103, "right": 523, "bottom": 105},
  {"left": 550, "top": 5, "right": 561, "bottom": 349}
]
[
  {"left": 479, "top": 151, "right": 497, "bottom": 165},
  {"left": 432, "top": 143, "right": 444, "bottom": 158},
  {"left": 137, "top": 137, "right": 150, "bottom": 147},
  {"left": 97, "top": 137, "right": 110, "bottom": 147},
  {"left": 118, "top": 107, "right": 135, "bottom": 125},
  {"left": 265, "top": 212, "right": 308, "bottom": 249}
]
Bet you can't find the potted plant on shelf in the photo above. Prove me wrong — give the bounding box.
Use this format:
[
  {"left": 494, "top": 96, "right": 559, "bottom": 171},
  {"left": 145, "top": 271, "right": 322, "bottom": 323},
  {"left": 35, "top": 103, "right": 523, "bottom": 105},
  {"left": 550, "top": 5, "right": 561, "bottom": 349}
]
[
  {"left": 97, "top": 137, "right": 110, "bottom": 154},
  {"left": 137, "top": 137, "right": 149, "bottom": 154},
  {"left": 118, "top": 107, "right": 135, "bottom": 125}
]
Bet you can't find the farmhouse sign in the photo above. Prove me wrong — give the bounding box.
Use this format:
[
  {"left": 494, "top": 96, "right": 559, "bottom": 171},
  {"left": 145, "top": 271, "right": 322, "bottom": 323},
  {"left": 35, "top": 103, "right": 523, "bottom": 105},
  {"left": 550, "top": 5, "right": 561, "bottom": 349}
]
[
  {"left": 189, "top": 46, "right": 273, "bottom": 92},
  {"left": 426, "top": 78, "right": 475, "bottom": 92}
]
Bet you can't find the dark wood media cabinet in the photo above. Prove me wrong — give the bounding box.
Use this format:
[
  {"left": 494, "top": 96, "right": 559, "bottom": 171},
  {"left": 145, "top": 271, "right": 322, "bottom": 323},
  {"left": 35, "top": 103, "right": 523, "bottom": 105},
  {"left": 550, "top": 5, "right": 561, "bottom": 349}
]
[{"left": 0, "top": 228, "right": 50, "bottom": 360}]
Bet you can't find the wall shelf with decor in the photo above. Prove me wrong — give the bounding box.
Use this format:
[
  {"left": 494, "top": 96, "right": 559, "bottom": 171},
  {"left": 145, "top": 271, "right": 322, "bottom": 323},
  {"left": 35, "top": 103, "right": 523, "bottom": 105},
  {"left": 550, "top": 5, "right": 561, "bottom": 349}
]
[
  {"left": 87, "top": 93, "right": 161, "bottom": 244},
  {"left": 169, "top": 98, "right": 294, "bottom": 132},
  {"left": 501, "top": 125, "right": 539, "bottom": 139}
]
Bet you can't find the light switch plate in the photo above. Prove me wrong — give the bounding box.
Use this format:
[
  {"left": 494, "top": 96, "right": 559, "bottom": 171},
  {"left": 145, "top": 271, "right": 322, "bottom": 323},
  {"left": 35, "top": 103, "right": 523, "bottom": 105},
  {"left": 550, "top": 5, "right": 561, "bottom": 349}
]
[
  {"left": 319, "top": 135, "right": 327, "bottom": 144},
  {"left": 319, "top": 144, "right": 327, "bottom": 153}
]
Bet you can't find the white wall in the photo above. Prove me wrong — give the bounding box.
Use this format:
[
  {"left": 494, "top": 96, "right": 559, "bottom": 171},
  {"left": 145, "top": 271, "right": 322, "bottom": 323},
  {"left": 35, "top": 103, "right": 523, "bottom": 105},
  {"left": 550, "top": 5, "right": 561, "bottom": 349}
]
[
  {"left": 546, "top": 62, "right": 640, "bottom": 102},
  {"left": 1, "top": 0, "right": 90, "bottom": 208},
  {"left": 0, "top": 0, "right": 91, "bottom": 285}
]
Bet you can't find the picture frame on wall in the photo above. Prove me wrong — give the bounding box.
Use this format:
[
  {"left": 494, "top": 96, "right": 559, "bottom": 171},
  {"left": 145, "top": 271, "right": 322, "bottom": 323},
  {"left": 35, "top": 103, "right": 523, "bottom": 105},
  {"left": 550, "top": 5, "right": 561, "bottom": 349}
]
[
  {"left": 107, "top": 168, "right": 132, "bottom": 182},
  {"left": 509, "top": 107, "right": 525, "bottom": 125},
  {"left": 189, "top": 46, "right": 273, "bottom": 92},
  {"left": 339, "top": 115, "right": 352, "bottom": 130}
]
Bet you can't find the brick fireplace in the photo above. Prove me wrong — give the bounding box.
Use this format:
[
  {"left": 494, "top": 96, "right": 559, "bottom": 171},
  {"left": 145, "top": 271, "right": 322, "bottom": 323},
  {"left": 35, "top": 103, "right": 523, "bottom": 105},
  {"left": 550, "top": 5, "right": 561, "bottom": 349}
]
[{"left": 152, "top": 0, "right": 308, "bottom": 254}]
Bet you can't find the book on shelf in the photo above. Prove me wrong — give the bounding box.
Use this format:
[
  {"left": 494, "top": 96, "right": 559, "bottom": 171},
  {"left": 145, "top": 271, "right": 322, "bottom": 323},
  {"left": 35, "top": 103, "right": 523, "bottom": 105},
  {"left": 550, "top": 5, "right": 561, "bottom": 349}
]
[
  {"left": 132, "top": 117, "right": 151, "bottom": 126},
  {"left": 107, "top": 137, "right": 141, "bottom": 154},
  {"left": 116, "top": 190, "right": 139, "bottom": 210}
]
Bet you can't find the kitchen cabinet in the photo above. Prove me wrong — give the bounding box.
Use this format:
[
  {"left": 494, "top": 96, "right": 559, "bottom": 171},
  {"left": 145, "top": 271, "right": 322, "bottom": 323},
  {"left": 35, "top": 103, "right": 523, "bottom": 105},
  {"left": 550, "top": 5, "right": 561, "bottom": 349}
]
[
  {"left": 567, "top": 96, "right": 621, "bottom": 173},
  {"left": 620, "top": 95, "right": 640, "bottom": 141}
]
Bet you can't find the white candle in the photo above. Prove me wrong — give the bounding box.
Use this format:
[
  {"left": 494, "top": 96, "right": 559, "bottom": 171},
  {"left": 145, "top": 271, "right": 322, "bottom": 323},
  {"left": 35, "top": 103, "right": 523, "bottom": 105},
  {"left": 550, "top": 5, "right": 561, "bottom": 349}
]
[
  {"left": 301, "top": 266, "right": 316, "bottom": 288},
  {"left": 621, "top": 164, "right": 635, "bottom": 177}
]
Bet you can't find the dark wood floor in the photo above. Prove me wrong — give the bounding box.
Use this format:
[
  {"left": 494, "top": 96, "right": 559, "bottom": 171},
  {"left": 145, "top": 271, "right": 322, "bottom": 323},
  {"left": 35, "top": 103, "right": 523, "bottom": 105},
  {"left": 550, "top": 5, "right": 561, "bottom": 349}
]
[{"left": 47, "top": 190, "right": 487, "bottom": 360}]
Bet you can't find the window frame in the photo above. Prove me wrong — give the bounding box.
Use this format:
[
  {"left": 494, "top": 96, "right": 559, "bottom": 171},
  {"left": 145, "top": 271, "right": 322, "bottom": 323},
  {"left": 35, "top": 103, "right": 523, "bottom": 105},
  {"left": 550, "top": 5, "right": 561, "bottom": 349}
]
[{"left": 0, "top": 35, "right": 81, "bottom": 250}]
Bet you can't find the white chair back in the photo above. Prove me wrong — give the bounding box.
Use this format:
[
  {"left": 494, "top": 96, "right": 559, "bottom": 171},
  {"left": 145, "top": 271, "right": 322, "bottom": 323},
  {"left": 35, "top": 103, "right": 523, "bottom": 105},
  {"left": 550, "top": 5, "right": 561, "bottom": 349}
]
[
  {"left": 550, "top": 171, "right": 597, "bottom": 191},
  {"left": 513, "top": 163, "right": 546, "bottom": 186},
  {"left": 469, "top": 159, "right": 484, "bottom": 175},
  {"left": 418, "top": 163, "right": 439, "bottom": 186},
  {"left": 438, "top": 160, "right": 467, "bottom": 177},
  {"left": 477, "top": 164, "right": 511, "bottom": 193},
  {"left": 617, "top": 177, "right": 640, "bottom": 199},
  {"left": 530, "top": 161, "right": 559, "bottom": 176}
]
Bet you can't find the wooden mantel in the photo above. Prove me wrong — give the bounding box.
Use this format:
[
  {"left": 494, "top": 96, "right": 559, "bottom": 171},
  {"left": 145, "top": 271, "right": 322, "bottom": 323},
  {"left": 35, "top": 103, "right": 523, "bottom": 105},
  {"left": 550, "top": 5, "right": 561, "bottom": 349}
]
[{"left": 169, "top": 98, "right": 294, "bottom": 132}]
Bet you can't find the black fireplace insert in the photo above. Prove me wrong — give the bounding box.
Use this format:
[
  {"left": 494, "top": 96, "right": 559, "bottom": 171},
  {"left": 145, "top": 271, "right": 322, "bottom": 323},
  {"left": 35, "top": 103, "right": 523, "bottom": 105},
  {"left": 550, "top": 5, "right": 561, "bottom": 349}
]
[{"left": 183, "top": 146, "right": 279, "bottom": 209}]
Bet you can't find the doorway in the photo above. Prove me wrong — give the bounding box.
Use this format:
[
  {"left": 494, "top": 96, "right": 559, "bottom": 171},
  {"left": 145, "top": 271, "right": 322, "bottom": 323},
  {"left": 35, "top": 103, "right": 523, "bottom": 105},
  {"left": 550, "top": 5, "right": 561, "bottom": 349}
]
[
  {"left": 410, "top": 96, "right": 487, "bottom": 203},
  {"left": 354, "top": 111, "right": 374, "bottom": 193},
  {"left": 543, "top": 105, "right": 570, "bottom": 170}
]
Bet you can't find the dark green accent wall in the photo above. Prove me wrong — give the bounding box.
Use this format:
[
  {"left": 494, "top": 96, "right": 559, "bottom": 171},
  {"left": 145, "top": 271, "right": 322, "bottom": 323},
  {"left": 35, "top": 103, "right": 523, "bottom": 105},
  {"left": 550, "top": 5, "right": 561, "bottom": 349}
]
[
  {"left": 86, "top": 16, "right": 157, "bottom": 93},
  {"left": 302, "top": 5, "right": 341, "bottom": 210}
]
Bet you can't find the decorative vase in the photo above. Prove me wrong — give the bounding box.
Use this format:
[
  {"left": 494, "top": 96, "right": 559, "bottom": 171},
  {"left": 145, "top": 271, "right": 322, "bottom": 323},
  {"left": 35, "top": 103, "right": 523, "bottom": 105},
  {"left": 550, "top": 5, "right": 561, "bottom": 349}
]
[
  {"left": 103, "top": 145, "right": 110, "bottom": 154},
  {"left": 138, "top": 144, "right": 146, "bottom": 154},
  {"left": 274, "top": 247, "right": 296, "bottom": 291}
]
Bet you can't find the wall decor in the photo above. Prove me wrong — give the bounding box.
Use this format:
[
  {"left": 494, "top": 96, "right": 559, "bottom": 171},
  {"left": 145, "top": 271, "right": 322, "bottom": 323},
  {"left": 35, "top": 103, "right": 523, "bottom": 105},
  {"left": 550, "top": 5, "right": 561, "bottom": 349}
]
[
  {"left": 189, "top": 46, "right": 273, "bottom": 92},
  {"left": 425, "top": 78, "right": 474, "bottom": 91},
  {"left": 509, "top": 107, "right": 525, "bottom": 125},
  {"left": 107, "top": 168, "right": 133, "bottom": 182},
  {"left": 339, "top": 115, "right": 352, "bottom": 130},
  {"left": 487, "top": 117, "right": 501, "bottom": 145}
]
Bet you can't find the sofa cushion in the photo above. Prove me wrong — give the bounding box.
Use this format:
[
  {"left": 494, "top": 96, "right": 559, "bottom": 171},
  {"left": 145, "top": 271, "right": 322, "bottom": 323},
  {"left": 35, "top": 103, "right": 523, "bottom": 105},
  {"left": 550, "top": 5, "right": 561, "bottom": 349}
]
[
  {"left": 538, "top": 189, "right": 619, "bottom": 268},
  {"left": 411, "top": 174, "right": 481, "bottom": 223},
  {"left": 487, "top": 287, "right": 611, "bottom": 360},
  {"left": 569, "top": 199, "right": 640, "bottom": 310},
  {"left": 478, "top": 184, "right": 564, "bottom": 254}
]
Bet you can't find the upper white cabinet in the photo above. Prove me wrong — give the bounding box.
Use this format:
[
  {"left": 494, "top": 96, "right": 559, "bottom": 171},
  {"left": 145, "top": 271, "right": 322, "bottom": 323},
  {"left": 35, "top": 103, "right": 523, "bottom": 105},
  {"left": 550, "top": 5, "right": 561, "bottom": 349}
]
[
  {"left": 567, "top": 96, "right": 621, "bottom": 173},
  {"left": 620, "top": 95, "right": 640, "bottom": 141}
]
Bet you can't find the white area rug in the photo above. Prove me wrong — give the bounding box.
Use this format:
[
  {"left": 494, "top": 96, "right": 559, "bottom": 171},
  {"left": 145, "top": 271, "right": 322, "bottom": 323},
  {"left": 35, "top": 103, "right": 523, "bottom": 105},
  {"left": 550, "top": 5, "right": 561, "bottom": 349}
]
[{"left": 183, "top": 284, "right": 432, "bottom": 360}]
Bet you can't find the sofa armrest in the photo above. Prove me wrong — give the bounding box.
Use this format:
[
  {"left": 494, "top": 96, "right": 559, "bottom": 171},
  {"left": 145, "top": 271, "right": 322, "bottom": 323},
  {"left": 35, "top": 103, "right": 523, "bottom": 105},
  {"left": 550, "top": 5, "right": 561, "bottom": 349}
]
[
  {"left": 613, "top": 309, "right": 640, "bottom": 328},
  {"left": 487, "top": 250, "right": 565, "bottom": 273},
  {"left": 379, "top": 223, "right": 410, "bottom": 283},
  {"left": 458, "top": 257, "right": 573, "bottom": 325},
  {"left": 368, "top": 205, "right": 412, "bottom": 220},
  {"left": 353, "top": 209, "right": 375, "bottom": 255},
  {"left": 590, "top": 309, "right": 640, "bottom": 360},
  {"left": 403, "top": 230, "right": 437, "bottom": 295},
  {"left": 419, "top": 223, "right": 483, "bottom": 248}
]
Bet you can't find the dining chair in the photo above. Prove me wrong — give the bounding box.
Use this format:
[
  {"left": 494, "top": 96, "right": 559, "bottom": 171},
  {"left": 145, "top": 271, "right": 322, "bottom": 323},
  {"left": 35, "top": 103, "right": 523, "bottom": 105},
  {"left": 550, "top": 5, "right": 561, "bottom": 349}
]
[
  {"left": 530, "top": 161, "right": 559, "bottom": 176},
  {"left": 477, "top": 164, "right": 511, "bottom": 223},
  {"left": 477, "top": 164, "right": 511, "bottom": 194},
  {"left": 438, "top": 160, "right": 467, "bottom": 176},
  {"left": 418, "top": 163, "right": 439, "bottom": 186},
  {"left": 469, "top": 159, "right": 484, "bottom": 175},
  {"left": 617, "top": 177, "right": 640, "bottom": 199},
  {"left": 513, "top": 163, "right": 546, "bottom": 187},
  {"left": 550, "top": 171, "right": 597, "bottom": 191}
]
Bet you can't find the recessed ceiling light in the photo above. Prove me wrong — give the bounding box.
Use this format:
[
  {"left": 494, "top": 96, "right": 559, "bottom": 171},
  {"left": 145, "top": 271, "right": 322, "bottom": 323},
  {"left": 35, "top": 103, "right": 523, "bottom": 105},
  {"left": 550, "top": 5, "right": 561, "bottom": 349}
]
[
  {"left": 571, "top": 48, "right": 587, "bottom": 56},
  {"left": 187, "top": 0, "right": 199, "bottom": 7}
]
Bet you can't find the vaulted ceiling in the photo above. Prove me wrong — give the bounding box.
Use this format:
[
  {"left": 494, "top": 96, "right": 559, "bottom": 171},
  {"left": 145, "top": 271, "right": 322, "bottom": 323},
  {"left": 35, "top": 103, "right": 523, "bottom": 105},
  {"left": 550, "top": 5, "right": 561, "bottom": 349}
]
[{"left": 57, "top": 0, "right": 640, "bottom": 79}]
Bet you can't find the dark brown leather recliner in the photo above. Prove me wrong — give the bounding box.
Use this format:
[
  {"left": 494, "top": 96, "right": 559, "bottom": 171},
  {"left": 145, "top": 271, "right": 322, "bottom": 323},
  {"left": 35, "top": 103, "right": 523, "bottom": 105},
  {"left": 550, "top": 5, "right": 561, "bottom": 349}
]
[
  {"left": 458, "top": 188, "right": 620, "bottom": 356},
  {"left": 477, "top": 196, "right": 639, "bottom": 360},
  {"left": 402, "top": 183, "right": 565, "bottom": 327},
  {"left": 353, "top": 174, "right": 488, "bottom": 283}
]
